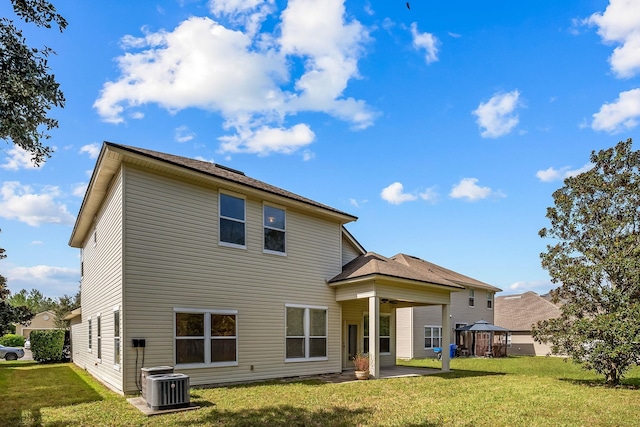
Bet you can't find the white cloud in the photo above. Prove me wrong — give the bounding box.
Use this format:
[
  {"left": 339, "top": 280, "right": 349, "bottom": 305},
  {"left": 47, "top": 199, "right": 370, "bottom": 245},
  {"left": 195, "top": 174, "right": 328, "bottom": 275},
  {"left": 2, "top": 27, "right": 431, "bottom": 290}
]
[
  {"left": 208, "top": 0, "right": 274, "bottom": 37},
  {"left": 380, "top": 182, "right": 417, "bottom": 205},
  {"left": 0, "top": 181, "right": 75, "bottom": 226},
  {"left": 175, "top": 125, "right": 196, "bottom": 143},
  {"left": 72, "top": 183, "right": 88, "bottom": 198},
  {"left": 592, "top": 88, "right": 640, "bottom": 133},
  {"left": 30, "top": 241, "right": 43, "bottom": 245},
  {"left": 508, "top": 280, "right": 554, "bottom": 294},
  {"left": 349, "top": 198, "right": 368, "bottom": 208},
  {"left": 410, "top": 22, "right": 439, "bottom": 64},
  {"left": 450, "top": 178, "right": 499, "bottom": 201},
  {"left": 79, "top": 143, "right": 101, "bottom": 159},
  {"left": 419, "top": 186, "right": 438, "bottom": 203},
  {"left": 219, "top": 123, "right": 315, "bottom": 156},
  {"left": 587, "top": 0, "right": 640, "bottom": 78},
  {"left": 1, "top": 146, "right": 40, "bottom": 170},
  {"left": 536, "top": 163, "right": 593, "bottom": 182},
  {"left": 94, "top": 0, "right": 374, "bottom": 157},
  {"left": 6, "top": 265, "right": 79, "bottom": 298},
  {"left": 472, "top": 90, "right": 521, "bottom": 138}
]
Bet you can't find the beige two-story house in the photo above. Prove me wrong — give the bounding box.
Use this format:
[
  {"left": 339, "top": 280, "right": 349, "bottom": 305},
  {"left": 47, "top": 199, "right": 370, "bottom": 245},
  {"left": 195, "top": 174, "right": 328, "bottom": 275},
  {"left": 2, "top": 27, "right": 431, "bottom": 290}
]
[{"left": 67, "top": 142, "right": 482, "bottom": 394}]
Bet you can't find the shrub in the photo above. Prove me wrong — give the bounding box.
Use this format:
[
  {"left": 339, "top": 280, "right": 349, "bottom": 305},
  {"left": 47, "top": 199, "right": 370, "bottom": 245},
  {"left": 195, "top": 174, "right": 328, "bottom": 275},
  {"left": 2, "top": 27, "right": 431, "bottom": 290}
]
[
  {"left": 0, "top": 333, "right": 25, "bottom": 347},
  {"left": 31, "top": 329, "right": 65, "bottom": 363}
]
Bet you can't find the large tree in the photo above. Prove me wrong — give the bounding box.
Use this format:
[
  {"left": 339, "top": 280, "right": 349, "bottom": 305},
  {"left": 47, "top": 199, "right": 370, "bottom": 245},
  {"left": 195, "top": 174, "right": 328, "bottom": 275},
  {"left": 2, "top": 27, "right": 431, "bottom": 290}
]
[
  {"left": 1, "top": 0, "right": 66, "bottom": 166},
  {"left": 533, "top": 139, "right": 640, "bottom": 386}
]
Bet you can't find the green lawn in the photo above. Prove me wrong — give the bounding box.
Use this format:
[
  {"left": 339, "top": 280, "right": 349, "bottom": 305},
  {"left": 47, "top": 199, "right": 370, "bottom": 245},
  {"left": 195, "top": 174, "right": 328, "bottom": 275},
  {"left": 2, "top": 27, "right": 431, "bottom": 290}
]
[{"left": 1, "top": 357, "right": 639, "bottom": 426}]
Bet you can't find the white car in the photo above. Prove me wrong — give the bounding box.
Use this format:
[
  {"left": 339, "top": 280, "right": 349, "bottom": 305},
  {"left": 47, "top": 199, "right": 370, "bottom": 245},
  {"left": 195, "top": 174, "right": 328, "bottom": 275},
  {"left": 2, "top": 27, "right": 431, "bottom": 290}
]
[
  {"left": 0, "top": 344, "right": 25, "bottom": 361},
  {"left": 24, "top": 339, "right": 30, "bottom": 350}
]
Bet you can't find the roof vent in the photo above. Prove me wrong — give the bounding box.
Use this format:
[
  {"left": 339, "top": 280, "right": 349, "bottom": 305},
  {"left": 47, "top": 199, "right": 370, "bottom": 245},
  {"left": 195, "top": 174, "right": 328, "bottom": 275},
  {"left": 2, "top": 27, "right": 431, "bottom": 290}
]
[
  {"left": 504, "top": 295, "right": 522, "bottom": 300},
  {"left": 214, "top": 163, "right": 245, "bottom": 176}
]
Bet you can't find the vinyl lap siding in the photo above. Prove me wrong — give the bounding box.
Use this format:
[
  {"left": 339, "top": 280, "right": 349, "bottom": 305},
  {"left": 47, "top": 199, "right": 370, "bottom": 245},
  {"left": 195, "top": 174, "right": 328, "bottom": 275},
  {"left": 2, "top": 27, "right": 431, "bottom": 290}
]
[
  {"left": 408, "top": 288, "right": 494, "bottom": 359},
  {"left": 341, "top": 236, "right": 361, "bottom": 266},
  {"left": 72, "top": 170, "right": 123, "bottom": 392},
  {"left": 122, "top": 167, "right": 344, "bottom": 392}
]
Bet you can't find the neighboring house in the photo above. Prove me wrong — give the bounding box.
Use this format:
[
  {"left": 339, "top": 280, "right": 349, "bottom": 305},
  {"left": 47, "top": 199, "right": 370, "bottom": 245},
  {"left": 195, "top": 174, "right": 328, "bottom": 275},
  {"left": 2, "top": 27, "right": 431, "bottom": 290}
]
[
  {"left": 396, "top": 257, "right": 502, "bottom": 359},
  {"left": 66, "top": 142, "right": 472, "bottom": 394},
  {"left": 494, "top": 291, "right": 562, "bottom": 356},
  {"left": 15, "top": 310, "right": 57, "bottom": 338}
]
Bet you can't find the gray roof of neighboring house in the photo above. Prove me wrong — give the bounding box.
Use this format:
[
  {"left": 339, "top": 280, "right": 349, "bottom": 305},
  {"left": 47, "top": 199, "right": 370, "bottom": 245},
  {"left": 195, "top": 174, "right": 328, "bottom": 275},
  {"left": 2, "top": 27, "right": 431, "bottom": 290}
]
[
  {"left": 329, "top": 252, "right": 499, "bottom": 292},
  {"left": 494, "top": 291, "right": 562, "bottom": 331}
]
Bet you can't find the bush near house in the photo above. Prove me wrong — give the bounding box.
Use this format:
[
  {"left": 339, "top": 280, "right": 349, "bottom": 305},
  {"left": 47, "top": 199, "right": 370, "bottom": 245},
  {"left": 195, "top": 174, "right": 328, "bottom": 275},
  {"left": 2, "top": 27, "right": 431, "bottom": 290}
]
[
  {"left": 0, "top": 333, "right": 25, "bottom": 347},
  {"left": 31, "top": 330, "right": 65, "bottom": 363}
]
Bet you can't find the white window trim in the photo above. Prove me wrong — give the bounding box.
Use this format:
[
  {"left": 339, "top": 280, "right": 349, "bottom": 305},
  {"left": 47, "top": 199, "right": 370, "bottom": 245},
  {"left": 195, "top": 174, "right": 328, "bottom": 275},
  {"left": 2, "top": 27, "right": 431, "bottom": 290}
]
[
  {"left": 424, "top": 325, "right": 443, "bottom": 350},
  {"left": 487, "top": 292, "right": 493, "bottom": 310},
  {"left": 285, "top": 304, "right": 328, "bottom": 363},
  {"left": 263, "top": 203, "right": 287, "bottom": 256},
  {"left": 468, "top": 289, "right": 475, "bottom": 308},
  {"left": 363, "top": 312, "right": 392, "bottom": 355},
  {"left": 219, "top": 191, "right": 247, "bottom": 249},
  {"left": 113, "top": 306, "right": 120, "bottom": 371},
  {"left": 173, "top": 308, "right": 239, "bottom": 368}
]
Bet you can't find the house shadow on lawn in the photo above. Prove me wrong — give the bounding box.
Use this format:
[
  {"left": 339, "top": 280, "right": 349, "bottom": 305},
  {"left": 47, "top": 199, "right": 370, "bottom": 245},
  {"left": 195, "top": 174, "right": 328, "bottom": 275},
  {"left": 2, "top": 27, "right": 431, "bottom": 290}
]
[
  {"left": 1, "top": 362, "right": 103, "bottom": 426},
  {"left": 174, "top": 404, "right": 371, "bottom": 427}
]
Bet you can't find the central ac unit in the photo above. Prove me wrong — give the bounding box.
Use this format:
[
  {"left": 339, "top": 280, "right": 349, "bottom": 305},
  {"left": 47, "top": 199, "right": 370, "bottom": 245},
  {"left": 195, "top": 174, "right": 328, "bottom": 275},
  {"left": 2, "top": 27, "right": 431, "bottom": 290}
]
[{"left": 146, "top": 373, "right": 190, "bottom": 410}]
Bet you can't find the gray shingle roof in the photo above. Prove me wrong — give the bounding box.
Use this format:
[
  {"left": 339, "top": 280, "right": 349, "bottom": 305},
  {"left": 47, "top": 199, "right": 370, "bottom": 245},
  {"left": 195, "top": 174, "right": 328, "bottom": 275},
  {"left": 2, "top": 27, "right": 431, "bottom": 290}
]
[
  {"left": 494, "top": 291, "right": 562, "bottom": 331},
  {"left": 329, "top": 252, "right": 498, "bottom": 292},
  {"left": 391, "top": 254, "right": 502, "bottom": 292}
]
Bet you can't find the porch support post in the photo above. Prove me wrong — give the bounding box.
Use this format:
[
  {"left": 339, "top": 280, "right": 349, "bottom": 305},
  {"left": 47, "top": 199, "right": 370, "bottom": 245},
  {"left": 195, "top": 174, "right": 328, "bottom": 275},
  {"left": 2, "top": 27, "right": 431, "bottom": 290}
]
[
  {"left": 441, "top": 303, "right": 451, "bottom": 372},
  {"left": 369, "top": 296, "right": 380, "bottom": 378}
]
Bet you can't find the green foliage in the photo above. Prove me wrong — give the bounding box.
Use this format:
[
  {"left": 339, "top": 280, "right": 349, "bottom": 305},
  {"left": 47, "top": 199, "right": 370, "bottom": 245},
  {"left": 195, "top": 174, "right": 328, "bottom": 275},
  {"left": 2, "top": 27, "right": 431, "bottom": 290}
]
[
  {"left": 1, "top": 0, "right": 66, "bottom": 166},
  {"left": 0, "top": 333, "right": 25, "bottom": 347},
  {"left": 534, "top": 139, "right": 640, "bottom": 386},
  {"left": 31, "top": 329, "right": 65, "bottom": 363},
  {"left": 7, "top": 288, "right": 56, "bottom": 313},
  {"left": 51, "top": 291, "right": 80, "bottom": 329}
]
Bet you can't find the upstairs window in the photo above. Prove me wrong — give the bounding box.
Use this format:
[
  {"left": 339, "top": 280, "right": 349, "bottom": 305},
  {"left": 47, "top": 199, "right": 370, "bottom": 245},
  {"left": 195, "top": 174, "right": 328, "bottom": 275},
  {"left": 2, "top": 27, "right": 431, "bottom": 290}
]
[
  {"left": 487, "top": 292, "right": 493, "bottom": 309},
  {"left": 469, "top": 289, "right": 475, "bottom": 307},
  {"left": 264, "top": 205, "right": 285, "bottom": 254},
  {"left": 219, "top": 193, "right": 245, "bottom": 247}
]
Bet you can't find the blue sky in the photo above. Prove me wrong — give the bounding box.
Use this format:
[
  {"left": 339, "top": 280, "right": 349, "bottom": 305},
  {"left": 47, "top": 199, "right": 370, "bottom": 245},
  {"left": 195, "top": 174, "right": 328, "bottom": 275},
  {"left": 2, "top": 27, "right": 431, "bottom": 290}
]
[{"left": 1, "top": 0, "right": 639, "bottom": 299}]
